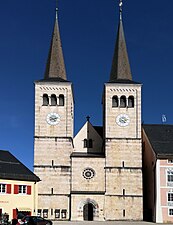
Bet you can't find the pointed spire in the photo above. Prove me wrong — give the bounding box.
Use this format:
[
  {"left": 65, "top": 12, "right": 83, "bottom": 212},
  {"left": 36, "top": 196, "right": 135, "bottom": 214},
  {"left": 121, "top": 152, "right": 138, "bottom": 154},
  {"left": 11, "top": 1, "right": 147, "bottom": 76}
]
[
  {"left": 44, "top": 4, "right": 67, "bottom": 81},
  {"left": 119, "top": 0, "right": 123, "bottom": 21},
  {"left": 109, "top": 0, "right": 132, "bottom": 82},
  {"left": 56, "top": 6, "right": 58, "bottom": 20}
]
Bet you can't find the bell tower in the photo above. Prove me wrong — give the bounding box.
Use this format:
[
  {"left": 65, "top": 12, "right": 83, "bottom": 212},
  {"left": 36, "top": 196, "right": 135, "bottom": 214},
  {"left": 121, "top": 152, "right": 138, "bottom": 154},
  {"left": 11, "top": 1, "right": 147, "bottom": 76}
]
[
  {"left": 103, "top": 1, "right": 143, "bottom": 220},
  {"left": 34, "top": 6, "right": 74, "bottom": 220}
]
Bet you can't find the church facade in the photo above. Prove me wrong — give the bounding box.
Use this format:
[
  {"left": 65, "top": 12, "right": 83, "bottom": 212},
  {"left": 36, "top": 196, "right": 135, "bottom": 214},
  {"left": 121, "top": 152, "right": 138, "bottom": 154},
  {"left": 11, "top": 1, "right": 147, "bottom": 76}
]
[{"left": 34, "top": 5, "right": 143, "bottom": 221}]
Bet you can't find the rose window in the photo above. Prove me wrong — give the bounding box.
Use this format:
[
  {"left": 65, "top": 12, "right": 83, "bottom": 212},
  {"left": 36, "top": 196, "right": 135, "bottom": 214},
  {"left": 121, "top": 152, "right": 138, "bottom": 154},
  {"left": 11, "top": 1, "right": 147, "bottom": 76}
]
[{"left": 83, "top": 168, "right": 95, "bottom": 179}]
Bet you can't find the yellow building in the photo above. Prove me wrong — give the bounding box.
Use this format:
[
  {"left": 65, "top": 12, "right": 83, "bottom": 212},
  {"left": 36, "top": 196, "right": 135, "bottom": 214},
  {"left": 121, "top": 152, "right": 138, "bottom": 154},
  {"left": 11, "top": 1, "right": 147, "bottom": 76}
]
[{"left": 0, "top": 150, "right": 40, "bottom": 221}]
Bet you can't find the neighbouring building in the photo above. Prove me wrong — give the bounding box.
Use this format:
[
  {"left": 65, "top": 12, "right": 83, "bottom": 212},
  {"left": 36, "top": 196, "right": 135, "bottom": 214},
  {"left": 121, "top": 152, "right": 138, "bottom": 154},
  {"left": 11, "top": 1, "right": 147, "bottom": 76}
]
[
  {"left": 143, "top": 124, "right": 173, "bottom": 223},
  {"left": 0, "top": 150, "right": 40, "bottom": 220},
  {"left": 34, "top": 3, "right": 143, "bottom": 221}
]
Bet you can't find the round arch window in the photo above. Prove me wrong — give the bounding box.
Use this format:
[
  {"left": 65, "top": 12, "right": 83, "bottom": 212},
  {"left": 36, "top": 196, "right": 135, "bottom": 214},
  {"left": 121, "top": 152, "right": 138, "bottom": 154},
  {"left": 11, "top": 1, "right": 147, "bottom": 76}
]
[{"left": 83, "top": 168, "right": 95, "bottom": 179}]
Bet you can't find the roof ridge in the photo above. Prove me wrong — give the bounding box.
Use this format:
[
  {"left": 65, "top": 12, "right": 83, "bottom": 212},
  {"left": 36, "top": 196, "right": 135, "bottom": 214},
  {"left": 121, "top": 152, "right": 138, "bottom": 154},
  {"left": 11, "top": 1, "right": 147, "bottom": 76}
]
[{"left": 0, "top": 160, "right": 20, "bottom": 165}]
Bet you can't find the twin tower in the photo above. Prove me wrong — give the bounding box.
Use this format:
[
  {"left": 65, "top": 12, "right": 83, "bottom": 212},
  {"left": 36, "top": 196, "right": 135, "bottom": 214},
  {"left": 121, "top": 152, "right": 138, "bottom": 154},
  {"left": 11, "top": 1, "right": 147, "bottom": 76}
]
[{"left": 34, "top": 4, "right": 143, "bottom": 222}]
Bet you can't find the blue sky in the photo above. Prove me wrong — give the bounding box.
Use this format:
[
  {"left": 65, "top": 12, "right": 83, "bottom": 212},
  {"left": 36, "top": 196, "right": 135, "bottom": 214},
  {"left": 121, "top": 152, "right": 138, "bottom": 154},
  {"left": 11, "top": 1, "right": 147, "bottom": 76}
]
[{"left": 0, "top": 0, "right": 173, "bottom": 170}]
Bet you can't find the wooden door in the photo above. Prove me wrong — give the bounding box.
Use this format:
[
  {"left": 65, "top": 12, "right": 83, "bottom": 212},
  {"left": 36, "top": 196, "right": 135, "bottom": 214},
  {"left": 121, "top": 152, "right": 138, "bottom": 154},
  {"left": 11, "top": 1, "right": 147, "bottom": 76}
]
[{"left": 83, "top": 203, "right": 93, "bottom": 221}]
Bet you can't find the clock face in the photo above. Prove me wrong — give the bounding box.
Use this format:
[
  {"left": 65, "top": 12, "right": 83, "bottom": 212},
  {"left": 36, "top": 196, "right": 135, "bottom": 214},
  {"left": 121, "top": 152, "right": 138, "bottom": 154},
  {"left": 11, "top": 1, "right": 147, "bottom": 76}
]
[
  {"left": 116, "top": 114, "right": 130, "bottom": 127},
  {"left": 46, "top": 112, "right": 60, "bottom": 125}
]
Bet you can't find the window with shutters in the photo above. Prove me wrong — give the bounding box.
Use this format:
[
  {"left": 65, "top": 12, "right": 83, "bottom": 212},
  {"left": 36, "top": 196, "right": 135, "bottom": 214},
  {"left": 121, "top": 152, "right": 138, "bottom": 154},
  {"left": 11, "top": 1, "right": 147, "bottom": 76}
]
[
  {"left": 0, "top": 184, "right": 11, "bottom": 194},
  {"left": 14, "top": 185, "right": 18, "bottom": 194},
  {"left": 19, "top": 185, "right": 27, "bottom": 194},
  {"left": 0, "top": 184, "right": 6, "bottom": 193},
  {"left": 6, "top": 184, "right": 11, "bottom": 194},
  {"left": 27, "top": 185, "right": 31, "bottom": 195},
  {"left": 14, "top": 185, "right": 31, "bottom": 195}
]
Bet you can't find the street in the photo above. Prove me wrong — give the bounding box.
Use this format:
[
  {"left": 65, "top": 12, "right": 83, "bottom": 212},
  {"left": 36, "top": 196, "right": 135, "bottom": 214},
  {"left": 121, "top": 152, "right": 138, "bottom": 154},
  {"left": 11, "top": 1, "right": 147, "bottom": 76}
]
[{"left": 53, "top": 221, "right": 170, "bottom": 225}]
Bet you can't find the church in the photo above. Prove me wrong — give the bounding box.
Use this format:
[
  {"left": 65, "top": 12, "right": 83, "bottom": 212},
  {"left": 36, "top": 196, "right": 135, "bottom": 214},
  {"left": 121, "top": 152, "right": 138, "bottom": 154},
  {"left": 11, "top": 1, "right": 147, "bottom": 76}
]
[
  {"left": 1, "top": 1, "right": 173, "bottom": 223},
  {"left": 31, "top": 0, "right": 173, "bottom": 223},
  {"left": 33, "top": 1, "right": 173, "bottom": 223}
]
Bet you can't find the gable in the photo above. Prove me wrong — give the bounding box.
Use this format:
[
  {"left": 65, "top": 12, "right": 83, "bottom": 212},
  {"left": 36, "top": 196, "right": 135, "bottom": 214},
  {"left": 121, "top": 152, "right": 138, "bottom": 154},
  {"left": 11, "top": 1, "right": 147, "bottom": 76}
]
[{"left": 74, "top": 122, "right": 103, "bottom": 154}]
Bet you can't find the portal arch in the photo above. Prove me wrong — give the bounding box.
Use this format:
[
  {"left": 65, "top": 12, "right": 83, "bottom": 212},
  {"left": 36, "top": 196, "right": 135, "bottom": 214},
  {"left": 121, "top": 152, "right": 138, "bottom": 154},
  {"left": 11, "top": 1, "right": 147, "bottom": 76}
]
[{"left": 77, "top": 198, "right": 99, "bottom": 221}]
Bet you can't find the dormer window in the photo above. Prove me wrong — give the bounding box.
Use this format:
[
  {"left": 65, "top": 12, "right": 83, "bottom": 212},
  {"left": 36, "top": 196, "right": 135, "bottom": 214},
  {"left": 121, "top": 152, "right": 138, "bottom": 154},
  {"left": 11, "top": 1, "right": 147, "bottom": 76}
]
[
  {"left": 43, "top": 94, "right": 49, "bottom": 106},
  {"left": 84, "top": 139, "right": 88, "bottom": 148},
  {"left": 83, "top": 139, "right": 93, "bottom": 148}
]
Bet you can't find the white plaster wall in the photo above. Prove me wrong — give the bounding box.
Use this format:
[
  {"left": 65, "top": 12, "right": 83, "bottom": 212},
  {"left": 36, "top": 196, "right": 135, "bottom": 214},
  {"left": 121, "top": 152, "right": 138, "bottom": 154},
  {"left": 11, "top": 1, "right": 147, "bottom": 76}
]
[
  {"left": 74, "top": 122, "right": 102, "bottom": 153},
  {"left": 156, "top": 159, "right": 163, "bottom": 223}
]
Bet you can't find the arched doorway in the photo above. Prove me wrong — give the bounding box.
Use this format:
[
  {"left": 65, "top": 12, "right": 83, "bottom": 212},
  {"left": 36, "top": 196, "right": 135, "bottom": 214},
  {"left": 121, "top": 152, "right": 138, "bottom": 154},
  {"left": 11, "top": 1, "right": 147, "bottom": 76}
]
[
  {"left": 83, "top": 203, "right": 94, "bottom": 221},
  {"left": 77, "top": 198, "right": 99, "bottom": 220}
]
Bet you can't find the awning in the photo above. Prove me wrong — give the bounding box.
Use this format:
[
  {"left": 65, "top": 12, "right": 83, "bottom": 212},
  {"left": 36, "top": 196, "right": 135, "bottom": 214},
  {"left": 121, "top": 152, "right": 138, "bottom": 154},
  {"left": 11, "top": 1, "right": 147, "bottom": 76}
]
[{"left": 18, "top": 208, "right": 31, "bottom": 211}]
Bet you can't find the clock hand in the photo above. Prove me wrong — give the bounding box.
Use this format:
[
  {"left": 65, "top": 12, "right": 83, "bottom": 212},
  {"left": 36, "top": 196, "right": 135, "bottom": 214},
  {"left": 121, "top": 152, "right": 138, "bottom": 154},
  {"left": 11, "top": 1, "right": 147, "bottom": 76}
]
[
  {"left": 120, "top": 117, "right": 127, "bottom": 123},
  {"left": 120, "top": 118, "right": 125, "bottom": 123},
  {"left": 50, "top": 117, "right": 57, "bottom": 122}
]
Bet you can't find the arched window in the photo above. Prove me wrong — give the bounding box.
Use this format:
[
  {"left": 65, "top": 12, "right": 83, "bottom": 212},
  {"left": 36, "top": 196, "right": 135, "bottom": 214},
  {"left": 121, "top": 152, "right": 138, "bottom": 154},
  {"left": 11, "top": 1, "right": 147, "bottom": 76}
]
[
  {"left": 83, "top": 139, "right": 93, "bottom": 148},
  {"left": 120, "top": 96, "right": 126, "bottom": 108},
  {"left": 128, "top": 96, "right": 134, "bottom": 108},
  {"left": 59, "top": 94, "right": 64, "bottom": 106},
  {"left": 84, "top": 139, "right": 88, "bottom": 148},
  {"left": 51, "top": 94, "right": 57, "bottom": 106},
  {"left": 43, "top": 94, "right": 49, "bottom": 106},
  {"left": 112, "top": 96, "right": 118, "bottom": 107}
]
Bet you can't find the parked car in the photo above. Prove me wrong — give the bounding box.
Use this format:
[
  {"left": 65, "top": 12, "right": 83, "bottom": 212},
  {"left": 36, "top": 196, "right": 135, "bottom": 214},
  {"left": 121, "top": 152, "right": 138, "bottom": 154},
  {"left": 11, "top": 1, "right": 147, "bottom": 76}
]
[
  {"left": 0, "top": 213, "right": 9, "bottom": 225},
  {"left": 21, "top": 216, "right": 52, "bottom": 225}
]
